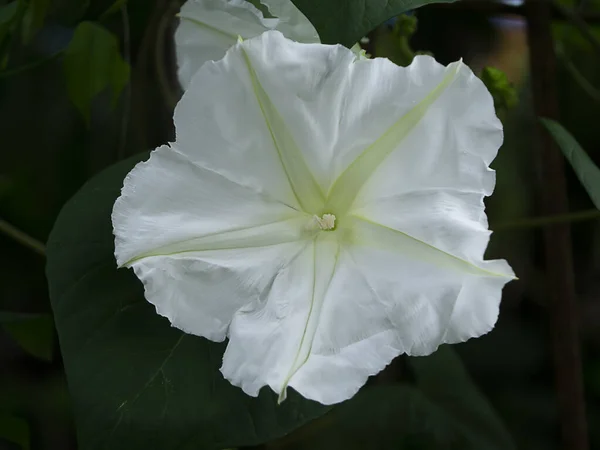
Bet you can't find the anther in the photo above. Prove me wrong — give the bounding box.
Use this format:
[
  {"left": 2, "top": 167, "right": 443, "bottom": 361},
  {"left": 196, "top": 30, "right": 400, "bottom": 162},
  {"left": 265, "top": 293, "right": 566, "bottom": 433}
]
[{"left": 314, "top": 214, "right": 336, "bottom": 231}]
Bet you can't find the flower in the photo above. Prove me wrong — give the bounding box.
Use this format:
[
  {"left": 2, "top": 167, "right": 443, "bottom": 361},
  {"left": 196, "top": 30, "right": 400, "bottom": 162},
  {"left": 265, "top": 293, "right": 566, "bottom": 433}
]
[
  {"left": 112, "top": 31, "right": 515, "bottom": 405},
  {"left": 175, "top": 0, "right": 365, "bottom": 90}
]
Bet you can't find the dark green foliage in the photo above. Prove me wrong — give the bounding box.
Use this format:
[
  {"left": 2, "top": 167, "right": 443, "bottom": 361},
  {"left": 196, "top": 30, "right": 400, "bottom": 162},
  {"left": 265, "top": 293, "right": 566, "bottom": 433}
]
[
  {"left": 283, "top": 347, "right": 515, "bottom": 450},
  {"left": 0, "top": 415, "right": 30, "bottom": 450},
  {"left": 3, "top": 0, "right": 594, "bottom": 449},
  {"left": 99, "top": 0, "right": 127, "bottom": 21},
  {"left": 21, "top": 0, "right": 50, "bottom": 43},
  {"left": 46, "top": 154, "right": 330, "bottom": 450},
  {"left": 0, "top": 312, "right": 54, "bottom": 361},
  {"left": 291, "top": 0, "right": 456, "bottom": 47},
  {"left": 541, "top": 118, "right": 600, "bottom": 209},
  {"left": 45, "top": 150, "right": 514, "bottom": 449},
  {"left": 0, "top": 1, "right": 22, "bottom": 67},
  {"left": 481, "top": 67, "right": 518, "bottom": 111},
  {"left": 63, "top": 21, "right": 129, "bottom": 124}
]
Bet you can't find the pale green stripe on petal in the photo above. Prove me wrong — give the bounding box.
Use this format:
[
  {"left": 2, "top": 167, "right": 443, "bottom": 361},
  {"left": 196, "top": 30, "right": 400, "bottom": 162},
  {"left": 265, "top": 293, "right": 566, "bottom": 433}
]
[
  {"left": 122, "top": 216, "right": 312, "bottom": 266},
  {"left": 326, "top": 62, "right": 462, "bottom": 215},
  {"left": 278, "top": 234, "right": 340, "bottom": 403},
  {"left": 349, "top": 215, "right": 514, "bottom": 279},
  {"left": 240, "top": 45, "right": 325, "bottom": 214},
  {"left": 178, "top": 15, "right": 239, "bottom": 41}
]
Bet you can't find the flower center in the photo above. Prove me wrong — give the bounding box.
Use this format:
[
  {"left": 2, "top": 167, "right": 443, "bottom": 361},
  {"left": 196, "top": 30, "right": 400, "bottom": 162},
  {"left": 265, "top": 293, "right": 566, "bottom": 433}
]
[{"left": 314, "top": 213, "right": 336, "bottom": 231}]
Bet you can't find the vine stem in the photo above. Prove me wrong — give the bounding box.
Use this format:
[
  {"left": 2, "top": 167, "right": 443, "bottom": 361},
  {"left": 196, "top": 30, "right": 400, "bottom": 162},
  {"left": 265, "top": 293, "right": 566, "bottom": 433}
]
[
  {"left": 493, "top": 209, "right": 600, "bottom": 231},
  {"left": 0, "top": 219, "right": 45, "bottom": 256},
  {"left": 557, "top": 45, "right": 600, "bottom": 103},
  {"left": 526, "top": 1, "right": 589, "bottom": 450},
  {"left": 0, "top": 50, "right": 63, "bottom": 79}
]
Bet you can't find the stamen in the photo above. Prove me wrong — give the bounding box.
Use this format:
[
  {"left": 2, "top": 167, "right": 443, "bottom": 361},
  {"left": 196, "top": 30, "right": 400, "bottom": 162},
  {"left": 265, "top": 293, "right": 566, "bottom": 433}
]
[{"left": 314, "top": 213, "right": 336, "bottom": 231}]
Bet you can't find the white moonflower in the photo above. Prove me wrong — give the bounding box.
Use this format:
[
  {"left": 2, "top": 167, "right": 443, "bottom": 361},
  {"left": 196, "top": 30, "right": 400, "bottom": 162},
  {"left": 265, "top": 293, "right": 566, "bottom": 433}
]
[
  {"left": 112, "top": 31, "right": 515, "bottom": 405},
  {"left": 175, "top": 0, "right": 366, "bottom": 90}
]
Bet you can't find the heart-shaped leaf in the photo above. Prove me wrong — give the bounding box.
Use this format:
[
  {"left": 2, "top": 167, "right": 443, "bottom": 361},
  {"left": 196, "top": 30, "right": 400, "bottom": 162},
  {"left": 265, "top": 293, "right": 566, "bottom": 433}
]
[
  {"left": 63, "top": 22, "right": 130, "bottom": 125},
  {"left": 290, "top": 0, "right": 457, "bottom": 47},
  {"left": 277, "top": 347, "right": 515, "bottom": 450}
]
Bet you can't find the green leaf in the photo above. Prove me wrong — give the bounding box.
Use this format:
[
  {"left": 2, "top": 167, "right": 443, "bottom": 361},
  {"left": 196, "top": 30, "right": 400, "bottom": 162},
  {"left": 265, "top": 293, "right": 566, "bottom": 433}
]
[
  {"left": 390, "top": 14, "right": 418, "bottom": 67},
  {"left": 63, "top": 21, "right": 130, "bottom": 125},
  {"left": 21, "top": 0, "right": 50, "bottom": 43},
  {"left": 290, "top": 0, "right": 456, "bottom": 47},
  {"left": 0, "top": 1, "right": 21, "bottom": 67},
  {"left": 0, "top": 415, "right": 30, "bottom": 450},
  {"left": 0, "top": 1, "right": 19, "bottom": 38},
  {"left": 99, "top": 0, "right": 127, "bottom": 21},
  {"left": 540, "top": 118, "right": 600, "bottom": 209},
  {"left": 0, "top": 312, "right": 54, "bottom": 361},
  {"left": 407, "top": 346, "right": 515, "bottom": 449},
  {"left": 480, "top": 67, "right": 518, "bottom": 111},
  {"left": 0, "top": 175, "right": 11, "bottom": 198},
  {"left": 46, "top": 153, "right": 330, "bottom": 450},
  {"left": 284, "top": 347, "right": 514, "bottom": 450}
]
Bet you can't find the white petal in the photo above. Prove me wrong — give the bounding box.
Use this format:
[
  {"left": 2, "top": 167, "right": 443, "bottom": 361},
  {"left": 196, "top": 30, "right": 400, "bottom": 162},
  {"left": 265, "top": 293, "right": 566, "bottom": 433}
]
[
  {"left": 346, "top": 216, "right": 513, "bottom": 352},
  {"left": 130, "top": 242, "right": 305, "bottom": 341},
  {"left": 281, "top": 218, "right": 512, "bottom": 404},
  {"left": 237, "top": 31, "right": 363, "bottom": 192},
  {"left": 175, "top": 0, "right": 277, "bottom": 89},
  {"left": 247, "top": 54, "right": 497, "bottom": 213},
  {"left": 221, "top": 234, "right": 339, "bottom": 402},
  {"left": 113, "top": 145, "right": 301, "bottom": 265},
  {"left": 236, "top": 43, "right": 467, "bottom": 197},
  {"left": 115, "top": 33, "right": 514, "bottom": 406},
  {"left": 285, "top": 247, "right": 401, "bottom": 404},
  {"left": 175, "top": 31, "right": 331, "bottom": 213},
  {"left": 175, "top": 0, "right": 319, "bottom": 90},
  {"left": 351, "top": 189, "right": 505, "bottom": 270},
  {"left": 349, "top": 56, "right": 503, "bottom": 210},
  {"left": 112, "top": 145, "right": 310, "bottom": 340}
]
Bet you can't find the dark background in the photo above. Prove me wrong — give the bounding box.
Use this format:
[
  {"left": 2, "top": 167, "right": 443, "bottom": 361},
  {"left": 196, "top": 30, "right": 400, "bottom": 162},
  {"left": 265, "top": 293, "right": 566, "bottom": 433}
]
[{"left": 1, "top": 0, "right": 600, "bottom": 448}]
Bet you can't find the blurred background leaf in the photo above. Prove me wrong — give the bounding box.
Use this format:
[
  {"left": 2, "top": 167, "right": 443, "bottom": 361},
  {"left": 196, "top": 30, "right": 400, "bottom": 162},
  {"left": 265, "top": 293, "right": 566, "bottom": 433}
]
[
  {"left": 0, "top": 312, "right": 54, "bottom": 361},
  {"left": 481, "top": 66, "right": 518, "bottom": 111},
  {"left": 21, "top": 0, "right": 50, "bottom": 43},
  {"left": 63, "top": 21, "right": 129, "bottom": 125},
  {"left": 0, "top": 1, "right": 19, "bottom": 40},
  {"left": 99, "top": 0, "right": 127, "bottom": 21},
  {"left": 541, "top": 118, "right": 600, "bottom": 209},
  {"left": 0, "top": 415, "right": 30, "bottom": 450},
  {"left": 0, "top": 0, "right": 22, "bottom": 67}
]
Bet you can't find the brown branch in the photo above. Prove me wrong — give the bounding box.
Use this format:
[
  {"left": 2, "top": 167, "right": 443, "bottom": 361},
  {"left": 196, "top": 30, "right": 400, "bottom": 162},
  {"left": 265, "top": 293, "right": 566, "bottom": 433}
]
[
  {"left": 525, "top": 1, "right": 589, "bottom": 450},
  {"left": 493, "top": 209, "right": 600, "bottom": 231}
]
